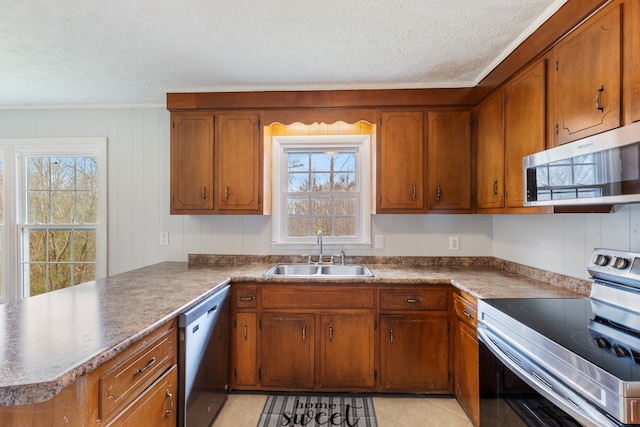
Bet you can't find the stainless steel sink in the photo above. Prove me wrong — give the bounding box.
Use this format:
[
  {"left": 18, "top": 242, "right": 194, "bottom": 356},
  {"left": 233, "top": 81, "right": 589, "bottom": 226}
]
[{"left": 264, "top": 263, "right": 373, "bottom": 277}]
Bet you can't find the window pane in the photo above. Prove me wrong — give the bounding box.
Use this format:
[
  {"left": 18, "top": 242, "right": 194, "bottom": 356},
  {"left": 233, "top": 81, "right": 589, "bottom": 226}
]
[
  {"left": 334, "top": 217, "right": 356, "bottom": 236},
  {"left": 28, "top": 191, "right": 50, "bottom": 223},
  {"left": 287, "top": 197, "right": 309, "bottom": 215},
  {"left": 48, "top": 263, "right": 71, "bottom": 292},
  {"left": 334, "top": 153, "right": 355, "bottom": 172},
  {"left": 334, "top": 173, "right": 356, "bottom": 191},
  {"left": 29, "top": 263, "right": 47, "bottom": 296},
  {"left": 311, "top": 152, "right": 331, "bottom": 171},
  {"left": 28, "top": 230, "right": 47, "bottom": 262},
  {"left": 50, "top": 157, "right": 75, "bottom": 191},
  {"left": 287, "top": 217, "right": 309, "bottom": 237},
  {"left": 334, "top": 198, "right": 356, "bottom": 216},
  {"left": 27, "top": 157, "right": 50, "bottom": 190},
  {"left": 74, "top": 263, "right": 95, "bottom": 285},
  {"left": 312, "top": 218, "right": 332, "bottom": 236},
  {"left": 76, "top": 157, "right": 98, "bottom": 191},
  {"left": 311, "top": 173, "right": 331, "bottom": 191},
  {"left": 48, "top": 230, "right": 72, "bottom": 262},
  {"left": 77, "top": 191, "right": 98, "bottom": 223},
  {"left": 51, "top": 191, "right": 74, "bottom": 223},
  {"left": 288, "top": 153, "right": 309, "bottom": 171},
  {"left": 311, "top": 198, "right": 332, "bottom": 216},
  {"left": 288, "top": 172, "right": 309, "bottom": 192},
  {"left": 74, "top": 230, "right": 96, "bottom": 261}
]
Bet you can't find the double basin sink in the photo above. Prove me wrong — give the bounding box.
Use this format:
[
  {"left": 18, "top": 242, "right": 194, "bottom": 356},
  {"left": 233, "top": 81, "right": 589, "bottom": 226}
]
[{"left": 264, "top": 263, "right": 374, "bottom": 278}]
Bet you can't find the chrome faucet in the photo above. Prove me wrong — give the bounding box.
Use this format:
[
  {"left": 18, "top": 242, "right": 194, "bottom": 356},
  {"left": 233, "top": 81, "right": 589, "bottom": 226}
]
[{"left": 317, "top": 230, "right": 324, "bottom": 263}]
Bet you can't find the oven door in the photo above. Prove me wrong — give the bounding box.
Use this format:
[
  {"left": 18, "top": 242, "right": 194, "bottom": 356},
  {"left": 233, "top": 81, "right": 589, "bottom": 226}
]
[{"left": 478, "top": 326, "right": 625, "bottom": 427}]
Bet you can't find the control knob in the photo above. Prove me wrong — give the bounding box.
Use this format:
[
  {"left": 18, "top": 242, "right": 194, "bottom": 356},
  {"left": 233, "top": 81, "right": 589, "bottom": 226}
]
[
  {"left": 593, "top": 336, "right": 611, "bottom": 349},
  {"left": 612, "top": 345, "right": 630, "bottom": 357},
  {"left": 594, "top": 254, "right": 610, "bottom": 266},
  {"left": 612, "top": 257, "right": 630, "bottom": 270}
]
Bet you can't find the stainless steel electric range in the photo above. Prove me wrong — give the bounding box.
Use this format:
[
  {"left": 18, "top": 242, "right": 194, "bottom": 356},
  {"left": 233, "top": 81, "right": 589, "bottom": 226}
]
[{"left": 478, "top": 248, "right": 640, "bottom": 426}]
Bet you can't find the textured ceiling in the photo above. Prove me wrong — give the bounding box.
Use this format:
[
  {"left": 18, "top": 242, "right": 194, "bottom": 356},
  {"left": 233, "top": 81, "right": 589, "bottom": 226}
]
[{"left": 1, "top": 0, "right": 565, "bottom": 107}]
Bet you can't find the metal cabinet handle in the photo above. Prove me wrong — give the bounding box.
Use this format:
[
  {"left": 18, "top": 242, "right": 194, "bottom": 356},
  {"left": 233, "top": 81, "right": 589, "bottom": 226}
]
[
  {"left": 462, "top": 310, "right": 474, "bottom": 319},
  {"left": 224, "top": 186, "right": 229, "bottom": 201},
  {"left": 201, "top": 186, "right": 206, "bottom": 200},
  {"left": 165, "top": 389, "right": 174, "bottom": 417},
  {"left": 596, "top": 85, "right": 604, "bottom": 112},
  {"left": 238, "top": 296, "right": 254, "bottom": 302},
  {"left": 134, "top": 357, "right": 156, "bottom": 375},
  {"left": 492, "top": 180, "right": 498, "bottom": 196},
  {"left": 411, "top": 185, "right": 417, "bottom": 201},
  {"left": 302, "top": 324, "right": 307, "bottom": 342},
  {"left": 436, "top": 184, "right": 441, "bottom": 201},
  {"left": 390, "top": 327, "right": 394, "bottom": 344},
  {"left": 404, "top": 297, "right": 420, "bottom": 304},
  {"left": 329, "top": 324, "right": 333, "bottom": 342},
  {"left": 243, "top": 323, "right": 248, "bottom": 340}
]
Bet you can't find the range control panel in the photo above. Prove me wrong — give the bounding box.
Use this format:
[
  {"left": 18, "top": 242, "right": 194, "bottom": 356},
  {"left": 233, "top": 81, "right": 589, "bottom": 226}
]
[{"left": 588, "top": 248, "right": 640, "bottom": 288}]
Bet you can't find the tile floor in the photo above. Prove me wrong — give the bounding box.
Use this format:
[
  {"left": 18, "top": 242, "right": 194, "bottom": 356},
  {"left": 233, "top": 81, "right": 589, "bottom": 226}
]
[{"left": 213, "top": 393, "right": 474, "bottom": 427}]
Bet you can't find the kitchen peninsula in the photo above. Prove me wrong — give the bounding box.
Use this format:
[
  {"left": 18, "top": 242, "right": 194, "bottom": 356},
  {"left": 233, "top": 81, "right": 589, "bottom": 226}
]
[{"left": 0, "top": 256, "right": 588, "bottom": 425}]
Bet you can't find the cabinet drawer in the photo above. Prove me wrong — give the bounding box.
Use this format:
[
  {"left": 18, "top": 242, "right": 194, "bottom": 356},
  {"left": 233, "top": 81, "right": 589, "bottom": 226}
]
[
  {"left": 235, "top": 286, "right": 257, "bottom": 308},
  {"left": 262, "top": 286, "right": 375, "bottom": 309},
  {"left": 454, "top": 293, "right": 478, "bottom": 328},
  {"left": 379, "top": 287, "right": 448, "bottom": 312},
  {"left": 105, "top": 365, "right": 177, "bottom": 427},
  {"left": 100, "top": 327, "right": 176, "bottom": 420}
]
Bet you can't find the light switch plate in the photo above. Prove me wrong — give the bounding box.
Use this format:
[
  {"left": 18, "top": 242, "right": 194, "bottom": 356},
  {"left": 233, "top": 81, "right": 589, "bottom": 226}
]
[
  {"left": 375, "top": 235, "right": 384, "bottom": 249},
  {"left": 449, "top": 236, "right": 459, "bottom": 251},
  {"left": 160, "top": 232, "right": 169, "bottom": 246}
]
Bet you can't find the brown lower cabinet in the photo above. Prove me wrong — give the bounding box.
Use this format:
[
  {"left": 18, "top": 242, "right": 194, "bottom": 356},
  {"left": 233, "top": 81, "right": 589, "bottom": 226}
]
[
  {"left": 230, "top": 282, "right": 452, "bottom": 394},
  {"left": 0, "top": 319, "right": 178, "bottom": 426},
  {"left": 453, "top": 290, "right": 480, "bottom": 427}
]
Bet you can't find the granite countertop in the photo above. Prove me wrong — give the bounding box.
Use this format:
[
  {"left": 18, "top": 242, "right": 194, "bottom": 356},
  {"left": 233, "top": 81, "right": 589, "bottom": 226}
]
[{"left": 0, "top": 257, "right": 590, "bottom": 406}]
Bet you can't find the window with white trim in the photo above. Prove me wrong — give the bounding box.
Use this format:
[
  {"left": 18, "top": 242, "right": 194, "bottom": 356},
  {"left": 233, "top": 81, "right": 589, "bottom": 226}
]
[
  {"left": 0, "top": 138, "right": 107, "bottom": 302},
  {"left": 271, "top": 135, "right": 371, "bottom": 248}
]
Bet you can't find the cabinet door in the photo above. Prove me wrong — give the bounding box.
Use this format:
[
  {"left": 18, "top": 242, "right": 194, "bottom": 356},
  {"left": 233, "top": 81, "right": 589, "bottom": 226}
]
[
  {"left": 215, "top": 113, "right": 262, "bottom": 213},
  {"left": 455, "top": 319, "right": 479, "bottom": 427},
  {"left": 379, "top": 315, "right": 450, "bottom": 393},
  {"left": 624, "top": 0, "right": 640, "bottom": 124},
  {"left": 170, "top": 113, "right": 215, "bottom": 213},
  {"left": 105, "top": 366, "right": 177, "bottom": 427},
  {"left": 504, "top": 59, "right": 546, "bottom": 208},
  {"left": 261, "top": 313, "right": 314, "bottom": 389},
  {"left": 378, "top": 111, "right": 425, "bottom": 212},
  {"left": 319, "top": 313, "right": 375, "bottom": 389},
  {"left": 233, "top": 312, "right": 258, "bottom": 387},
  {"left": 476, "top": 91, "right": 505, "bottom": 209},
  {"left": 551, "top": 3, "right": 621, "bottom": 146},
  {"left": 427, "top": 111, "right": 472, "bottom": 210}
]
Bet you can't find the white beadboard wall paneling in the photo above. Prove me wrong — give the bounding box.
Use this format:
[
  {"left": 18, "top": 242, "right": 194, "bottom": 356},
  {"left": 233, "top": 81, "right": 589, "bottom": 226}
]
[
  {"left": 561, "top": 214, "right": 587, "bottom": 280},
  {"left": 242, "top": 216, "right": 273, "bottom": 255},
  {"left": 602, "top": 205, "right": 632, "bottom": 250},
  {"left": 631, "top": 204, "right": 640, "bottom": 252},
  {"left": 371, "top": 214, "right": 493, "bottom": 256}
]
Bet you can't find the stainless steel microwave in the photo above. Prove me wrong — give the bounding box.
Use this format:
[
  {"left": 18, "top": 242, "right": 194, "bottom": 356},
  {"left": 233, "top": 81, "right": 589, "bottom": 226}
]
[{"left": 523, "top": 121, "right": 640, "bottom": 207}]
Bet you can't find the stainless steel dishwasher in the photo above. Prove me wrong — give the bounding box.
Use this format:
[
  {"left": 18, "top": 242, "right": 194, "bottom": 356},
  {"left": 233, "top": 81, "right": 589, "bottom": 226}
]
[{"left": 178, "top": 284, "right": 230, "bottom": 427}]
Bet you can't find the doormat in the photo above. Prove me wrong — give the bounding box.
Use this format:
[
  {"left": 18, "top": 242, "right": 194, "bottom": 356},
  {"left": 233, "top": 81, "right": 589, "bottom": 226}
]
[{"left": 257, "top": 394, "right": 377, "bottom": 427}]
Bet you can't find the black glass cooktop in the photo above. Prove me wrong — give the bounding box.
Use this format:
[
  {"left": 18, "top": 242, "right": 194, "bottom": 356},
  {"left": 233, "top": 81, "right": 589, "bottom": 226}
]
[{"left": 483, "top": 297, "right": 640, "bottom": 381}]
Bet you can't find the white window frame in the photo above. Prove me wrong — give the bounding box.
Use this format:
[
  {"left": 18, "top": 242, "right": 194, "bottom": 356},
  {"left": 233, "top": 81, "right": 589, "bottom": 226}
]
[
  {"left": 0, "top": 138, "right": 107, "bottom": 302},
  {"left": 271, "top": 135, "right": 372, "bottom": 250}
]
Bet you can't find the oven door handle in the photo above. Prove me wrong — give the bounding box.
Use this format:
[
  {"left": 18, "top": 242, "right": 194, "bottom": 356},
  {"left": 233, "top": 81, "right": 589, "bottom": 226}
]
[{"left": 478, "top": 326, "right": 618, "bottom": 427}]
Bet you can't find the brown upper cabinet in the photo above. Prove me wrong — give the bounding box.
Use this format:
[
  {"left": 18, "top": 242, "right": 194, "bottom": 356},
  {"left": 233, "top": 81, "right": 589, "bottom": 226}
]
[
  {"left": 548, "top": 1, "right": 622, "bottom": 147},
  {"left": 427, "top": 111, "right": 472, "bottom": 212},
  {"left": 215, "top": 113, "right": 262, "bottom": 213},
  {"left": 377, "top": 111, "right": 426, "bottom": 213},
  {"left": 170, "top": 113, "right": 215, "bottom": 214},
  {"left": 624, "top": 0, "right": 640, "bottom": 124},
  {"left": 476, "top": 90, "right": 505, "bottom": 210},
  {"left": 170, "top": 112, "right": 263, "bottom": 215},
  {"left": 476, "top": 59, "right": 548, "bottom": 213}
]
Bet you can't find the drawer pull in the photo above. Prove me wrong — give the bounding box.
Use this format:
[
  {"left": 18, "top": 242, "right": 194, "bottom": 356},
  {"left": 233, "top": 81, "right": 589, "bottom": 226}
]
[
  {"left": 302, "top": 324, "right": 307, "bottom": 342},
  {"left": 329, "top": 324, "right": 333, "bottom": 343},
  {"left": 134, "top": 357, "right": 156, "bottom": 376},
  {"left": 404, "top": 297, "right": 421, "bottom": 304},
  {"left": 165, "top": 389, "right": 174, "bottom": 417},
  {"left": 462, "top": 310, "right": 474, "bottom": 319},
  {"left": 390, "top": 327, "right": 394, "bottom": 344},
  {"left": 243, "top": 323, "right": 248, "bottom": 340},
  {"left": 238, "top": 296, "right": 255, "bottom": 302}
]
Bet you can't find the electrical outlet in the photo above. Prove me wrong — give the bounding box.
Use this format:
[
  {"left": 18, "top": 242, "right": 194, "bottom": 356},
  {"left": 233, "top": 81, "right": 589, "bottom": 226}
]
[
  {"left": 160, "top": 232, "right": 169, "bottom": 246},
  {"left": 449, "top": 236, "right": 459, "bottom": 251},
  {"left": 375, "top": 235, "right": 385, "bottom": 249}
]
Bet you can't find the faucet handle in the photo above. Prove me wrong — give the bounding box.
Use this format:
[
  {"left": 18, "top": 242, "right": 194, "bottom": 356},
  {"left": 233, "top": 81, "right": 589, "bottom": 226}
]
[
  {"left": 330, "top": 251, "right": 346, "bottom": 265},
  {"left": 301, "top": 254, "right": 312, "bottom": 264}
]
